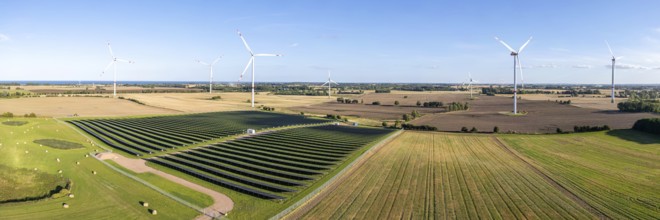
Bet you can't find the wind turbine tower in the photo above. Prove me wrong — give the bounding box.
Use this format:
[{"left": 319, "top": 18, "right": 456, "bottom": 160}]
[
  {"left": 605, "top": 41, "right": 622, "bottom": 104},
  {"left": 237, "top": 30, "right": 282, "bottom": 108},
  {"left": 196, "top": 57, "right": 222, "bottom": 94},
  {"left": 102, "top": 42, "right": 134, "bottom": 97},
  {"left": 495, "top": 36, "right": 532, "bottom": 114},
  {"left": 321, "top": 71, "right": 339, "bottom": 97}
]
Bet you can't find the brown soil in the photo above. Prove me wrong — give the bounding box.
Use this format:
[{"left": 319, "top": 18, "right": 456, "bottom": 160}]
[{"left": 411, "top": 95, "right": 656, "bottom": 133}]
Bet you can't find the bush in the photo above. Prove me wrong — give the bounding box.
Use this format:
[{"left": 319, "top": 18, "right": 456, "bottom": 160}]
[
  {"left": 493, "top": 126, "right": 499, "bottom": 133},
  {"left": 618, "top": 100, "right": 660, "bottom": 113},
  {"left": 372, "top": 101, "right": 381, "bottom": 105},
  {"left": 422, "top": 101, "right": 443, "bottom": 108},
  {"left": 401, "top": 123, "right": 437, "bottom": 131},
  {"left": 632, "top": 118, "right": 660, "bottom": 135},
  {"left": 461, "top": 127, "right": 469, "bottom": 132},
  {"left": 470, "top": 127, "right": 478, "bottom": 133},
  {"left": 556, "top": 128, "right": 563, "bottom": 133},
  {"left": 382, "top": 121, "right": 388, "bottom": 127},
  {"left": 416, "top": 100, "right": 421, "bottom": 106},
  {"left": 1, "top": 112, "right": 14, "bottom": 118},
  {"left": 411, "top": 110, "right": 421, "bottom": 119},
  {"left": 394, "top": 100, "right": 400, "bottom": 106},
  {"left": 447, "top": 102, "right": 469, "bottom": 112},
  {"left": 573, "top": 125, "right": 610, "bottom": 133},
  {"left": 210, "top": 95, "right": 222, "bottom": 100},
  {"left": 402, "top": 114, "right": 411, "bottom": 122},
  {"left": 375, "top": 89, "right": 391, "bottom": 93}
]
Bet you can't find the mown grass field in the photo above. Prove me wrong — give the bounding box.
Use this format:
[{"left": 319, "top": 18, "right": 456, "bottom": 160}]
[
  {"left": 0, "top": 118, "right": 205, "bottom": 219},
  {"left": 294, "top": 131, "right": 595, "bottom": 219},
  {"left": 500, "top": 130, "right": 660, "bottom": 219}
]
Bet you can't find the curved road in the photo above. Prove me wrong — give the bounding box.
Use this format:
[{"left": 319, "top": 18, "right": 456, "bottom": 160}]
[{"left": 96, "top": 153, "right": 234, "bottom": 219}]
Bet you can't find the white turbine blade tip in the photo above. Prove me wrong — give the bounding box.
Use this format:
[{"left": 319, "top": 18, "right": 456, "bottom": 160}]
[
  {"left": 494, "top": 36, "right": 517, "bottom": 53},
  {"left": 518, "top": 37, "right": 533, "bottom": 53}
]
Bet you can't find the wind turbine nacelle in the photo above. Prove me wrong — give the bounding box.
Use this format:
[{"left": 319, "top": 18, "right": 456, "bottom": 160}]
[{"left": 510, "top": 52, "right": 518, "bottom": 56}]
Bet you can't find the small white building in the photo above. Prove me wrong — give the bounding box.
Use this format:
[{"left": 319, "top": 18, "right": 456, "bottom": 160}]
[
  {"left": 353, "top": 122, "right": 359, "bottom": 126},
  {"left": 247, "top": 129, "right": 256, "bottom": 134}
]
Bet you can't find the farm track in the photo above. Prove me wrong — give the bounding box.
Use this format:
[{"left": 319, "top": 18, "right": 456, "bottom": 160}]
[{"left": 491, "top": 137, "right": 610, "bottom": 219}]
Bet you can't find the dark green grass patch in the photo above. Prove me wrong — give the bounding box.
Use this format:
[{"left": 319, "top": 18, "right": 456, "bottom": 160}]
[
  {"left": 33, "top": 139, "right": 85, "bottom": 149},
  {"left": 0, "top": 164, "right": 68, "bottom": 203},
  {"left": 2, "top": 121, "right": 28, "bottom": 126}
]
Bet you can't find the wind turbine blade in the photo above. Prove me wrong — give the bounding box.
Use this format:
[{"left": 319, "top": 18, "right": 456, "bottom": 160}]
[
  {"left": 107, "top": 42, "right": 115, "bottom": 58},
  {"left": 196, "top": 60, "right": 209, "bottom": 65},
  {"left": 518, "top": 37, "right": 533, "bottom": 53},
  {"left": 605, "top": 40, "right": 615, "bottom": 57},
  {"left": 255, "top": 53, "right": 282, "bottom": 57},
  {"left": 102, "top": 61, "right": 114, "bottom": 74},
  {"left": 331, "top": 81, "right": 339, "bottom": 85},
  {"left": 321, "top": 81, "right": 329, "bottom": 86},
  {"left": 616, "top": 56, "right": 623, "bottom": 60},
  {"left": 494, "top": 37, "right": 517, "bottom": 53},
  {"left": 239, "top": 57, "right": 253, "bottom": 81},
  {"left": 237, "top": 30, "right": 254, "bottom": 56},
  {"left": 115, "top": 58, "right": 133, "bottom": 63},
  {"left": 212, "top": 56, "right": 222, "bottom": 65}
]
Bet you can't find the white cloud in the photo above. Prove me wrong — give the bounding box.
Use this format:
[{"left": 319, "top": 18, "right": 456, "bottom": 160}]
[
  {"left": 572, "top": 64, "right": 592, "bottom": 69},
  {"left": 289, "top": 43, "right": 299, "bottom": 47},
  {"left": 524, "top": 64, "right": 560, "bottom": 69},
  {"left": 605, "top": 64, "right": 651, "bottom": 70},
  {"left": 0, "top": 34, "right": 9, "bottom": 41}
]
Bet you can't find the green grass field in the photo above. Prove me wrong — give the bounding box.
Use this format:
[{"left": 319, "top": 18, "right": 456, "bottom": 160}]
[
  {"left": 295, "top": 131, "right": 595, "bottom": 219},
  {"left": 500, "top": 130, "right": 660, "bottom": 219},
  {"left": 0, "top": 118, "right": 202, "bottom": 219}
]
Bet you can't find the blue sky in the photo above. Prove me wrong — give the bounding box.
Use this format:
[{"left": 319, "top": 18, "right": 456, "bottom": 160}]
[{"left": 1, "top": 0, "right": 659, "bottom": 84}]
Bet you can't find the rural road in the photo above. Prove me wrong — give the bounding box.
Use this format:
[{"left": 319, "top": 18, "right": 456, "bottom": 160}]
[{"left": 96, "top": 153, "right": 234, "bottom": 219}]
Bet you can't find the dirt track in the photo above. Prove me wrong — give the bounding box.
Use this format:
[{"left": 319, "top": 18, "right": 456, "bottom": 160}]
[{"left": 96, "top": 152, "right": 233, "bottom": 219}]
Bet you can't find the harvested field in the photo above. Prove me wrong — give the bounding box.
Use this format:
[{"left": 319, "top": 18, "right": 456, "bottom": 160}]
[
  {"left": 291, "top": 131, "right": 594, "bottom": 219},
  {"left": 22, "top": 85, "right": 202, "bottom": 94},
  {"left": 518, "top": 93, "right": 626, "bottom": 111},
  {"left": 290, "top": 92, "right": 466, "bottom": 120},
  {"left": 411, "top": 95, "right": 656, "bottom": 133},
  {"left": 500, "top": 130, "right": 660, "bottom": 219},
  {"left": 123, "top": 93, "right": 331, "bottom": 113},
  {"left": 0, "top": 97, "right": 177, "bottom": 117}
]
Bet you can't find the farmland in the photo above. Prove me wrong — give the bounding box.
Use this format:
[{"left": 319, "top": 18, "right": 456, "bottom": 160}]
[
  {"left": 500, "top": 130, "right": 660, "bottom": 219},
  {"left": 0, "top": 96, "right": 178, "bottom": 117},
  {"left": 0, "top": 118, "right": 206, "bottom": 219},
  {"left": 69, "top": 111, "right": 329, "bottom": 156},
  {"left": 291, "top": 131, "right": 595, "bottom": 219}
]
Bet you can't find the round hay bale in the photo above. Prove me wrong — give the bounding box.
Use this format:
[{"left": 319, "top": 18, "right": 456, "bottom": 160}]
[
  {"left": 34, "top": 168, "right": 38, "bottom": 171},
  {"left": 84, "top": 154, "right": 89, "bottom": 158},
  {"left": 62, "top": 203, "right": 69, "bottom": 208},
  {"left": 68, "top": 194, "right": 75, "bottom": 198},
  {"left": 92, "top": 171, "right": 97, "bottom": 175},
  {"left": 58, "top": 170, "right": 63, "bottom": 174},
  {"left": 150, "top": 209, "right": 157, "bottom": 215},
  {"left": 142, "top": 202, "right": 149, "bottom": 207},
  {"left": 76, "top": 161, "right": 80, "bottom": 165},
  {"left": 25, "top": 150, "right": 29, "bottom": 154},
  {"left": 56, "top": 158, "right": 61, "bottom": 162},
  {"left": 45, "top": 150, "right": 48, "bottom": 153}
]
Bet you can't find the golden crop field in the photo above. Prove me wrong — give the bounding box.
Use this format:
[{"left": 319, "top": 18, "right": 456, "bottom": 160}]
[{"left": 293, "top": 131, "right": 595, "bottom": 219}]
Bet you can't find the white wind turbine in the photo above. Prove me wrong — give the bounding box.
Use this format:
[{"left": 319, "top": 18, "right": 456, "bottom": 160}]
[
  {"left": 195, "top": 57, "right": 222, "bottom": 94},
  {"left": 605, "top": 40, "right": 622, "bottom": 103},
  {"left": 321, "top": 71, "right": 339, "bottom": 97},
  {"left": 495, "top": 36, "right": 532, "bottom": 114},
  {"left": 465, "top": 72, "right": 478, "bottom": 99},
  {"left": 237, "top": 30, "right": 282, "bottom": 108},
  {"left": 102, "top": 42, "right": 134, "bottom": 97}
]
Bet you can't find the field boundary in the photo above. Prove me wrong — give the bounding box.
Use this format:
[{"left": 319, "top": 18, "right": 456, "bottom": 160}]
[
  {"left": 491, "top": 136, "right": 610, "bottom": 219},
  {"left": 273, "top": 129, "right": 404, "bottom": 220}
]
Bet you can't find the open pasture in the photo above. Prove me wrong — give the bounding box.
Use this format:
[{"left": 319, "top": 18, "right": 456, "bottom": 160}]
[
  {"left": 500, "top": 130, "right": 660, "bottom": 219},
  {"left": 292, "top": 131, "right": 594, "bottom": 219},
  {"left": 147, "top": 125, "right": 394, "bottom": 200},
  {"left": 69, "top": 111, "right": 329, "bottom": 157},
  {"left": 0, "top": 118, "right": 203, "bottom": 219}
]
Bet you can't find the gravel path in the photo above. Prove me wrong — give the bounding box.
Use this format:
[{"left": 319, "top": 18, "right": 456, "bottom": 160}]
[{"left": 96, "top": 152, "right": 234, "bottom": 219}]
